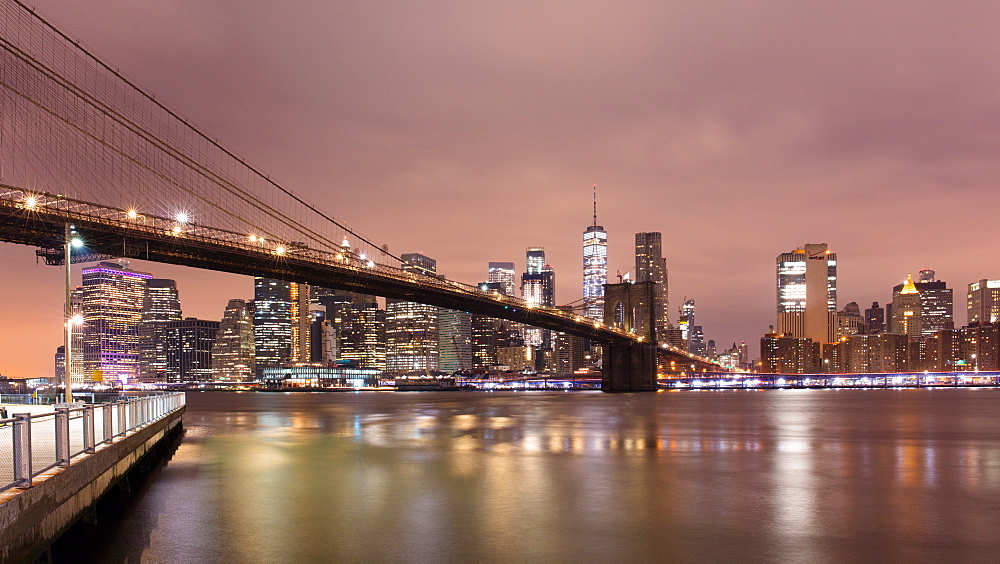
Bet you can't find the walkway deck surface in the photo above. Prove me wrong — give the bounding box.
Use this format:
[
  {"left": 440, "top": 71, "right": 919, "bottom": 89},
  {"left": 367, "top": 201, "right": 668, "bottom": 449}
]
[{"left": 0, "top": 404, "right": 113, "bottom": 493}]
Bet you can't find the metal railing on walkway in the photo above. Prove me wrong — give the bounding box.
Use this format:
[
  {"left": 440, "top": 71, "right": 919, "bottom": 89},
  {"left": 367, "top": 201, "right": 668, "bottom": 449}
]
[{"left": 0, "top": 393, "right": 185, "bottom": 493}]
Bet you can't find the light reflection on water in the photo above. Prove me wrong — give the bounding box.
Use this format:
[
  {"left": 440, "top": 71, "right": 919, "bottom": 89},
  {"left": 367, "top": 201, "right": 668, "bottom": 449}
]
[{"left": 84, "top": 389, "right": 1000, "bottom": 561}]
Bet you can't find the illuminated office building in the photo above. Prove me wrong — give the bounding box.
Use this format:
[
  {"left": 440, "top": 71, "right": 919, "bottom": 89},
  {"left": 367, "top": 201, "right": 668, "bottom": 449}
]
[
  {"left": 968, "top": 279, "right": 1000, "bottom": 325},
  {"left": 890, "top": 273, "right": 922, "bottom": 339},
  {"left": 253, "top": 278, "right": 298, "bottom": 377},
  {"left": 776, "top": 243, "right": 837, "bottom": 343},
  {"left": 760, "top": 331, "right": 820, "bottom": 374},
  {"left": 309, "top": 306, "right": 336, "bottom": 363},
  {"left": 290, "top": 282, "right": 311, "bottom": 363},
  {"left": 891, "top": 269, "right": 952, "bottom": 337},
  {"left": 836, "top": 302, "right": 865, "bottom": 338},
  {"left": 439, "top": 309, "right": 472, "bottom": 372},
  {"left": 471, "top": 282, "right": 507, "bottom": 368},
  {"left": 526, "top": 247, "right": 545, "bottom": 275},
  {"left": 488, "top": 262, "right": 517, "bottom": 297},
  {"left": 678, "top": 298, "right": 703, "bottom": 354},
  {"left": 351, "top": 301, "right": 386, "bottom": 370},
  {"left": 211, "top": 299, "right": 255, "bottom": 382},
  {"left": 386, "top": 253, "right": 439, "bottom": 372},
  {"left": 522, "top": 250, "right": 555, "bottom": 348},
  {"left": 164, "top": 318, "right": 219, "bottom": 383},
  {"left": 68, "top": 287, "right": 84, "bottom": 384},
  {"left": 82, "top": 261, "right": 152, "bottom": 384},
  {"left": 635, "top": 231, "right": 668, "bottom": 335},
  {"left": 320, "top": 292, "right": 386, "bottom": 370},
  {"left": 583, "top": 187, "right": 608, "bottom": 320},
  {"left": 138, "top": 279, "right": 182, "bottom": 382}
]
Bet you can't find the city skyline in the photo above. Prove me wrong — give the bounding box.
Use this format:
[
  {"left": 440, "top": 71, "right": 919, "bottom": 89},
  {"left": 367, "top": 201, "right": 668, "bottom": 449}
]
[{"left": 3, "top": 1, "right": 1000, "bottom": 377}]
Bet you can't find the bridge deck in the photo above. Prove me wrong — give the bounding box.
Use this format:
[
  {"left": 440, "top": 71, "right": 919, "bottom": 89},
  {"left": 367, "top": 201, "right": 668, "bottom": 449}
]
[{"left": 0, "top": 185, "right": 718, "bottom": 367}]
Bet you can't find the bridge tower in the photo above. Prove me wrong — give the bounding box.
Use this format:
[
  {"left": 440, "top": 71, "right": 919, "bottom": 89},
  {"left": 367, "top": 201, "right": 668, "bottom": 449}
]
[{"left": 602, "top": 281, "right": 659, "bottom": 392}]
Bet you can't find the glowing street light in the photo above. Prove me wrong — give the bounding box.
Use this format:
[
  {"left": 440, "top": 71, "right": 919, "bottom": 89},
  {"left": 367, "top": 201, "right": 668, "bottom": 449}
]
[
  {"left": 70, "top": 237, "right": 84, "bottom": 249},
  {"left": 171, "top": 225, "right": 182, "bottom": 235},
  {"left": 275, "top": 246, "right": 286, "bottom": 256},
  {"left": 126, "top": 209, "right": 138, "bottom": 219},
  {"left": 174, "top": 212, "right": 189, "bottom": 224},
  {"left": 24, "top": 196, "right": 38, "bottom": 209}
]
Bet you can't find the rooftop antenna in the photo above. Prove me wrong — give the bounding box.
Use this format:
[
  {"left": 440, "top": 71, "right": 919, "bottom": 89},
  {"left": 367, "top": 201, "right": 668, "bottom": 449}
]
[{"left": 593, "top": 184, "right": 598, "bottom": 227}]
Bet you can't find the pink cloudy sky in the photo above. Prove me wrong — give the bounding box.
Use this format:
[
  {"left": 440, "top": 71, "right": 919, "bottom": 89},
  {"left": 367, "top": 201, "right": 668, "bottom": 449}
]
[{"left": 3, "top": 1, "right": 1000, "bottom": 378}]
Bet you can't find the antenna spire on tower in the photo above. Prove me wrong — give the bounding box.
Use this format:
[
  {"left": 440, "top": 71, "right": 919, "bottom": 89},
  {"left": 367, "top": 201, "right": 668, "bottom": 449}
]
[{"left": 593, "top": 184, "right": 598, "bottom": 227}]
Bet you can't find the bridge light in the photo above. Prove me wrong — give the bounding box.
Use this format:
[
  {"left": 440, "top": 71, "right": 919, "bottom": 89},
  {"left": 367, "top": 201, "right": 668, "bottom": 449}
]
[
  {"left": 367, "top": 260, "right": 375, "bottom": 268},
  {"left": 70, "top": 237, "right": 84, "bottom": 248},
  {"left": 275, "top": 246, "right": 286, "bottom": 256},
  {"left": 359, "top": 252, "right": 367, "bottom": 260},
  {"left": 174, "top": 212, "right": 189, "bottom": 224},
  {"left": 24, "top": 196, "right": 38, "bottom": 209},
  {"left": 171, "top": 225, "right": 182, "bottom": 235},
  {"left": 126, "top": 209, "right": 138, "bottom": 219},
  {"left": 248, "top": 234, "right": 258, "bottom": 243}
]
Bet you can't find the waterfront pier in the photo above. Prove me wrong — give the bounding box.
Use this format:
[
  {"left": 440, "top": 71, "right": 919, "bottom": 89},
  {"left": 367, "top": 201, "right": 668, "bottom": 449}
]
[{"left": 0, "top": 393, "right": 185, "bottom": 561}]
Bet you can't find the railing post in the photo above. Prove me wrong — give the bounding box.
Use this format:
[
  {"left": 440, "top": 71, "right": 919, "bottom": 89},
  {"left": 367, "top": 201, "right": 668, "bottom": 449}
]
[
  {"left": 12, "top": 414, "right": 32, "bottom": 488},
  {"left": 117, "top": 400, "right": 126, "bottom": 436},
  {"left": 128, "top": 400, "right": 136, "bottom": 431},
  {"left": 103, "top": 403, "right": 113, "bottom": 444},
  {"left": 55, "top": 407, "right": 70, "bottom": 467},
  {"left": 83, "top": 405, "right": 95, "bottom": 454}
]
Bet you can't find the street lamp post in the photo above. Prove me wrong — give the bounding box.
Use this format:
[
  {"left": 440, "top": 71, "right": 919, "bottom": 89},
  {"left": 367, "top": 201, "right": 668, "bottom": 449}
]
[
  {"left": 64, "top": 224, "right": 73, "bottom": 402},
  {"left": 64, "top": 224, "right": 83, "bottom": 403}
]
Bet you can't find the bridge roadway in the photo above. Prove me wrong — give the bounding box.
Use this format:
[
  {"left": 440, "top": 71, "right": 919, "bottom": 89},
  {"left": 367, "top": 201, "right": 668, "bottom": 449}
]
[{"left": 0, "top": 184, "right": 718, "bottom": 370}]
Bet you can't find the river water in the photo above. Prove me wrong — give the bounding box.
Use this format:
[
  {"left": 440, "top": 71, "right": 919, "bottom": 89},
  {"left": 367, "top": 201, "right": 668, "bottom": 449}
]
[{"left": 71, "top": 389, "right": 1000, "bottom": 561}]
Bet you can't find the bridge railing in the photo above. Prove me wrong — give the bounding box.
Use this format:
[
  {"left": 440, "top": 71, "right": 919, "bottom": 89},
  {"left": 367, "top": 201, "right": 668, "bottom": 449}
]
[{"left": 0, "top": 392, "right": 185, "bottom": 493}]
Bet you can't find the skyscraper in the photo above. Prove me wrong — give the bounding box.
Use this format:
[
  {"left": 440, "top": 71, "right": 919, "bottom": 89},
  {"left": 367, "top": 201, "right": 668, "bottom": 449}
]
[
  {"left": 68, "top": 288, "right": 84, "bottom": 384},
  {"left": 525, "top": 247, "right": 545, "bottom": 275},
  {"left": 865, "top": 302, "right": 885, "bottom": 334},
  {"left": 522, "top": 249, "right": 555, "bottom": 349},
  {"left": 968, "top": 279, "right": 1000, "bottom": 325},
  {"left": 679, "top": 298, "right": 695, "bottom": 343},
  {"left": 892, "top": 269, "right": 953, "bottom": 337},
  {"left": 164, "top": 318, "right": 219, "bottom": 383},
  {"left": 583, "top": 186, "right": 608, "bottom": 320},
  {"left": 211, "top": 298, "right": 255, "bottom": 382},
  {"left": 438, "top": 309, "right": 472, "bottom": 372},
  {"left": 253, "top": 278, "right": 292, "bottom": 377},
  {"left": 352, "top": 301, "right": 387, "bottom": 370},
  {"left": 139, "top": 279, "right": 182, "bottom": 382},
  {"left": 488, "top": 262, "right": 517, "bottom": 297},
  {"left": 320, "top": 292, "right": 387, "bottom": 370},
  {"left": 386, "top": 253, "right": 439, "bottom": 372},
  {"left": 635, "top": 232, "right": 668, "bottom": 335},
  {"left": 471, "top": 282, "right": 507, "bottom": 369},
  {"left": 890, "top": 273, "right": 922, "bottom": 338},
  {"left": 82, "top": 261, "right": 152, "bottom": 384},
  {"left": 776, "top": 243, "right": 837, "bottom": 343},
  {"left": 289, "top": 282, "right": 311, "bottom": 363}
]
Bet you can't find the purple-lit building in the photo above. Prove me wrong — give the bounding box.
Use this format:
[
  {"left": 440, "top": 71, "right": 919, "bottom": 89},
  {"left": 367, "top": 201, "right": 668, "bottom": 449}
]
[{"left": 82, "top": 261, "right": 152, "bottom": 384}]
